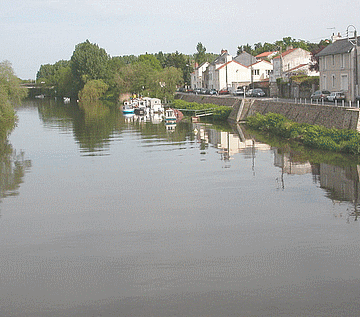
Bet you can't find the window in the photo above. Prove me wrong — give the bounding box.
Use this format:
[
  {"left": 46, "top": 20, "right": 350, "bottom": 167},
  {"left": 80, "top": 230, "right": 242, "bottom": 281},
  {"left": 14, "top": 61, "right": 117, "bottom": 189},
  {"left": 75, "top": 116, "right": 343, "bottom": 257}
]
[
  {"left": 332, "top": 55, "right": 335, "bottom": 66},
  {"left": 252, "top": 69, "right": 259, "bottom": 76},
  {"left": 341, "top": 74, "right": 348, "bottom": 91},
  {"left": 332, "top": 75, "right": 336, "bottom": 88},
  {"left": 341, "top": 54, "right": 345, "bottom": 68},
  {"left": 322, "top": 75, "right": 327, "bottom": 90},
  {"left": 323, "top": 56, "right": 327, "bottom": 70}
]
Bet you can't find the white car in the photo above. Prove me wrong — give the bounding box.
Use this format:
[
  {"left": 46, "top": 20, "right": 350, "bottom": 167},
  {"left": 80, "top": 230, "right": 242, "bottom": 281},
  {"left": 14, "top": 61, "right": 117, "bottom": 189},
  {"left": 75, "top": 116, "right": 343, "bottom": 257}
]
[{"left": 326, "top": 92, "right": 345, "bottom": 102}]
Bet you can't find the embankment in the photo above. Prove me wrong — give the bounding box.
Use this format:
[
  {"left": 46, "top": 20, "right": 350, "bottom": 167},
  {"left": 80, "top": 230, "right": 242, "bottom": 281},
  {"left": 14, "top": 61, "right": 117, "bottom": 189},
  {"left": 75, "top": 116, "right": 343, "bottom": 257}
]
[{"left": 175, "top": 93, "right": 360, "bottom": 131}]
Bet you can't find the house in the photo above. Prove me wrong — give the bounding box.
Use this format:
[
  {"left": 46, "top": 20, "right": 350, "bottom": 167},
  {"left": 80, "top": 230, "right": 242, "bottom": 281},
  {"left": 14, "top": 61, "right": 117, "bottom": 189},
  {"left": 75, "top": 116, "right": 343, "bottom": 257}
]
[
  {"left": 271, "top": 47, "right": 313, "bottom": 81},
  {"left": 249, "top": 60, "right": 273, "bottom": 82},
  {"left": 203, "top": 50, "right": 232, "bottom": 90},
  {"left": 190, "top": 62, "right": 209, "bottom": 89},
  {"left": 216, "top": 60, "right": 251, "bottom": 90},
  {"left": 202, "top": 50, "right": 273, "bottom": 91},
  {"left": 316, "top": 36, "right": 360, "bottom": 101}
]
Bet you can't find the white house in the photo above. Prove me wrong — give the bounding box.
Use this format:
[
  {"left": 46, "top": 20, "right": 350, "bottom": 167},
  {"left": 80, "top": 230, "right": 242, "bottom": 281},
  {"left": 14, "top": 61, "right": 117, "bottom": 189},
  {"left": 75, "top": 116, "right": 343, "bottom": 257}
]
[
  {"left": 190, "top": 62, "right": 209, "bottom": 89},
  {"left": 216, "top": 60, "right": 251, "bottom": 90},
  {"left": 249, "top": 60, "right": 273, "bottom": 82},
  {"left": 203, "top": 50, "right": 232, "bottom": 89},
  {"left": 271, "top": 47, "right": 314, "bottom": 81}
]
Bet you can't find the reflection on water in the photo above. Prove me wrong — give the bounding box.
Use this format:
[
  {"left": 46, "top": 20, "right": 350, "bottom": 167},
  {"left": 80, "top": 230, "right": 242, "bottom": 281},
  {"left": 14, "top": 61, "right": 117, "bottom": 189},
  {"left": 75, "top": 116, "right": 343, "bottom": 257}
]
[
  {"left": 2, "top": 99, "right": 360, "bottom": 316},
  {"left": 0, "top": 138, "right": 31, "bottom": 201}
]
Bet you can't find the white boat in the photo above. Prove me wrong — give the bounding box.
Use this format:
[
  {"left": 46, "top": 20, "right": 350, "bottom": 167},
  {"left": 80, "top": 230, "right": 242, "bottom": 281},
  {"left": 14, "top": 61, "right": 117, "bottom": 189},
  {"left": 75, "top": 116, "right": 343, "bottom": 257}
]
[
  {"left": 122, "top": 101, "right": 135, "bottom": 114},
  {"left": 63, "top": 97, "right": 70, "bottom": 103},
  {"left": 165, "top": 108, "right": 177, "bottom": 123}
]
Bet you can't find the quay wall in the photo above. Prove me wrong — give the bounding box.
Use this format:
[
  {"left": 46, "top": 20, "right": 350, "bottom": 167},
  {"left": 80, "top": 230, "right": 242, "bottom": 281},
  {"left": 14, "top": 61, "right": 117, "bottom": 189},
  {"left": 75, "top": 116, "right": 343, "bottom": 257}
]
[{"left": 174, "top": 93, "right": 360, "bottom": 131}]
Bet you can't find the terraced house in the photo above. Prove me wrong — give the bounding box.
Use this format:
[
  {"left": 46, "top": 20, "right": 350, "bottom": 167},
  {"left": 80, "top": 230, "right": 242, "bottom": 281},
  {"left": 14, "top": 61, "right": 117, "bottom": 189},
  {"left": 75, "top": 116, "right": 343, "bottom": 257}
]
[{"left": 317, "top": 35, "right": 360, "bottom": 101}]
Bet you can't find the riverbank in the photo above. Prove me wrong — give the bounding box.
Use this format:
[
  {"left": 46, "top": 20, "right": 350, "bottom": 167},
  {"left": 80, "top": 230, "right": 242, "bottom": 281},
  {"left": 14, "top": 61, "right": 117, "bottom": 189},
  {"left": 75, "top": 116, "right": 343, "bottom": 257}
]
[{"left": 175, "top": 93, "right": 360, "bottom": 131}]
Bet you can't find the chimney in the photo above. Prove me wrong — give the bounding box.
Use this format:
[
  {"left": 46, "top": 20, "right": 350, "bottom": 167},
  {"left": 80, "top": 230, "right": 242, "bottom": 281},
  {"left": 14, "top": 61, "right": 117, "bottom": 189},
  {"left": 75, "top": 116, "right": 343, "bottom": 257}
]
[
  {"left": 221, "top": 49, "right": 228, "bottom": 55},
  {"left": 331, "top": 32, "right": 342, "bottom": 42}
]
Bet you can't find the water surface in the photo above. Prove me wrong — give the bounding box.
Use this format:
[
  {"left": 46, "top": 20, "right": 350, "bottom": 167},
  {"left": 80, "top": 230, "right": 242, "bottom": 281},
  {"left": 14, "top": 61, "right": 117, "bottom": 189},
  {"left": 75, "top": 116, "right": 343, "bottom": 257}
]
[{"left": 1, "top": 99, "right": 360, "bottom": 316}]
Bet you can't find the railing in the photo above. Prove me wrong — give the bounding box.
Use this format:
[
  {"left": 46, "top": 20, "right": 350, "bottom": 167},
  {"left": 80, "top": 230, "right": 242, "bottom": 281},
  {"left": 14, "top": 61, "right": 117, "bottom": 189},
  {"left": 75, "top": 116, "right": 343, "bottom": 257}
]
[
  {"left": 271, "top": 97, "right": 360, "bottom": 109},
  {"left": 175, "top": 108, "right": 214, "bottom": 117}
]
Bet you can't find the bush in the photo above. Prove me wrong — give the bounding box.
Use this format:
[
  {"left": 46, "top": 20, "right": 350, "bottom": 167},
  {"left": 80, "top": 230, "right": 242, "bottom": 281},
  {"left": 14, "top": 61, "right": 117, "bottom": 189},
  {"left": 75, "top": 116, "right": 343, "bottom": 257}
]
[
  {"left": 246, "top": 112, "right": 360, "bottom": 155},
  {"left": 172, "top": 99, "right": 232, "bottom": 121}
]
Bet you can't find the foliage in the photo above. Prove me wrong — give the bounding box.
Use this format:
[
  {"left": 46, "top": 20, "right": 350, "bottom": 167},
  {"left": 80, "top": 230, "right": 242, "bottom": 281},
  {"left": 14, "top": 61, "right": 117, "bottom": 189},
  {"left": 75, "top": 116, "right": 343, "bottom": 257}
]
[
  {"left": 236, "top": 37, "right": 330, "bottom": 57},
  {"left": 172, "top": 99, "right": 232, "bottom": 121},
  {"left": 194, "top": 42, "right": 207, "bottom": 66},
  {"left": 78, "top": 79, "right": 108, "bottom": 101},
  {"left": 0, "top": 61, "right": 27, "bottom": 138},
  {"left": 246, "top": 112, "right": 360, "bottom": 155},
  {"left": 70, "top": 40, "right": 110, "bottom": 94}
]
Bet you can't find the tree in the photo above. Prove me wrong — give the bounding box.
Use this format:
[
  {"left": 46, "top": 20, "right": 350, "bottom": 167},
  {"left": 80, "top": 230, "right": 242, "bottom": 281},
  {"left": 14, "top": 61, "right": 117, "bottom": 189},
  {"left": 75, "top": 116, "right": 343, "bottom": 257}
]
[
  {"left": 0, "top": 61, "right": 27, "bottom": 138},
  {"left": 70, "top": 40, "right": 110, "bottom": 95},
  {"left": 194, "top": 42, "right": 207, "bottom": 66},
  {"left": 78, "top": 79, "right": 109, "bottom": 101}
]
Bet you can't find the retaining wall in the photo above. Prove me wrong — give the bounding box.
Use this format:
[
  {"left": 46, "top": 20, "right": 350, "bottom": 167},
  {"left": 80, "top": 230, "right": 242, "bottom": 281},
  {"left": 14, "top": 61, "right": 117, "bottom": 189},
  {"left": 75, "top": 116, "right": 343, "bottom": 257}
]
[{"left": 175, "top": 93, "right": 360, "bottom": 131}]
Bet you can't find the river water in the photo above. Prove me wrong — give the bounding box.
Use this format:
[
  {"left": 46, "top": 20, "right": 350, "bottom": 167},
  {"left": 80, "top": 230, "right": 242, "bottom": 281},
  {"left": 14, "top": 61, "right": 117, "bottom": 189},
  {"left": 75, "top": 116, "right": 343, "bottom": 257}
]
[{"left": 1, "top": 99, "right": 360, "bottom": 316}]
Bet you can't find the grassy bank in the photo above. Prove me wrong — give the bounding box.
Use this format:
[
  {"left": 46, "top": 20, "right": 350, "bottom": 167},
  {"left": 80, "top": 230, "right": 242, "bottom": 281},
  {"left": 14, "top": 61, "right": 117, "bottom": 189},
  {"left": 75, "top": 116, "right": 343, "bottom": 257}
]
[
  {"left": 246, "top": 112, "right": 360, "bottom": 155},
  {"left": 172, "top": 99, "right": 232, "bottom": 121}
]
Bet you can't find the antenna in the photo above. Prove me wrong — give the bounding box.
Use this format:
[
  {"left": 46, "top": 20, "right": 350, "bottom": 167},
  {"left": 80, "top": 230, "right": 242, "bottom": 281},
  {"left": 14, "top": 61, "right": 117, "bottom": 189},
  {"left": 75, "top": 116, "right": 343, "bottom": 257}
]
[{"left": 347, "top": 25, "right": 357, "bottom": 46}]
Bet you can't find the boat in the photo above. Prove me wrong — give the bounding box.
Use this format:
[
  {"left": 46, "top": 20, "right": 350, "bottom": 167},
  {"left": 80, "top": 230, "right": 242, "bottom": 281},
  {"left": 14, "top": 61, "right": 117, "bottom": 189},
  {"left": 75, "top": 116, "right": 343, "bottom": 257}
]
[
  {"left": 165, "top": 108, "right": 177, "bottom": 123},
  {"left": 165, "top": 108, "right": 183, "bottom": 123},
  {"left": 63, "top": 97, "right": 70, "bottom": 103},
  {"left": 122, "top": 101, "right": 135, "bottom": 114}
]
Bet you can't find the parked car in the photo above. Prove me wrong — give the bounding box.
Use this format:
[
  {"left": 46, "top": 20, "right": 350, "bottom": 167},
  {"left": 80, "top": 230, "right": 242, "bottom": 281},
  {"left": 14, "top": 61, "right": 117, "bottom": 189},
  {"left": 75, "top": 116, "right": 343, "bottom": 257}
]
[
  {"left": 326, "top": 92, "right": 346, "bottom": 102},
  {"left": 246, "top": 88, "right": 266, "bottom": 97},
  {"left": 193, "top": 88, "right": 201, "bottom": 94},
  {"left": 311, "top": 90, "right": 331, "bottom": 100},
  {"left": 209, "top": 89, "right": 217, "bottom": 95},
  {"left": 218, "top": 88, "right": 230, "bottom": 95},
  {"left": 233, "top": 86, "right": 245, "bottom": 96}
]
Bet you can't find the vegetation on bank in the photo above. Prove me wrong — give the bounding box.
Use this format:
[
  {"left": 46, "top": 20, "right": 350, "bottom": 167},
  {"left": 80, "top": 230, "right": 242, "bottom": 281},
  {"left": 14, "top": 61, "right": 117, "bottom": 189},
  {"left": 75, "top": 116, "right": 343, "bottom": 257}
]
[
  {"left": 172, "top": 99, "right": 232, "bottom": 121},
  {"left": 246, "top": 112, "right": 360, "bottom": 155},
  {"left": 0, "top": 61, "right": 27, "bottom": 138}
]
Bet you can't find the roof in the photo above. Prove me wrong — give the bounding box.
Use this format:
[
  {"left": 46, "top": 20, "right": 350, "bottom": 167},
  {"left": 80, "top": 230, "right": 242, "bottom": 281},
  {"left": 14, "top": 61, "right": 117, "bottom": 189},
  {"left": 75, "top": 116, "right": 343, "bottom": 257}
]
[
  {"left": 284, "top": 64, "right": 309, "bottom": 73},
  {"left": 216, "top": 60, "right": 247, "bottom": 70},
  {"left": 249, "top": 60, "right": 273, "bottom": 67},
  {"left": 316, "top": 37, "right": 359, "bottom": 57},
  {"left": 255, "top": 51, "right": 277, "bottom": 58},
  {"left": 273, "top": 48, "right": 298, "bottom": 59}
]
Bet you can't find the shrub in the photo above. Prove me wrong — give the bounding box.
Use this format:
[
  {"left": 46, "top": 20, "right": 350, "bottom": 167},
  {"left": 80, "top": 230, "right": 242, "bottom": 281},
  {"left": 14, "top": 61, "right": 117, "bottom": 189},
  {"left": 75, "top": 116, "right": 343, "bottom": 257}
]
[{"left": 246, "top": 112, "right": 360, "bottom": 155}]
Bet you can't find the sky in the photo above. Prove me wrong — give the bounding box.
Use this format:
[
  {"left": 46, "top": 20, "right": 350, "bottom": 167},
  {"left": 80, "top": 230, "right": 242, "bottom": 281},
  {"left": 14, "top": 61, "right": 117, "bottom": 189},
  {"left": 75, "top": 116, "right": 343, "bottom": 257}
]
[{"left": 1, "top": 0, "right": 359, "bottom": 80}]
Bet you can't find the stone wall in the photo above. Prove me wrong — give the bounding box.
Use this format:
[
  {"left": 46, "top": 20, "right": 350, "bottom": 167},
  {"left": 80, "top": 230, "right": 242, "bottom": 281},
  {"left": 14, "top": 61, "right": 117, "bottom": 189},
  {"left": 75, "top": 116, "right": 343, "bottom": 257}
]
[{"left": 175, "top": 93, "right": 360, "bottom": 131}]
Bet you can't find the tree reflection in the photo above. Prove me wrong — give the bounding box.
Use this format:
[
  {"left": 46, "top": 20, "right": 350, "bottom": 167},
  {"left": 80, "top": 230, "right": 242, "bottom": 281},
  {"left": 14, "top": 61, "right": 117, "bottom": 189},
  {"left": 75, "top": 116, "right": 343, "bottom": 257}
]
[{"left": 0, "top": 137, "right": 31, "bottom": 201}]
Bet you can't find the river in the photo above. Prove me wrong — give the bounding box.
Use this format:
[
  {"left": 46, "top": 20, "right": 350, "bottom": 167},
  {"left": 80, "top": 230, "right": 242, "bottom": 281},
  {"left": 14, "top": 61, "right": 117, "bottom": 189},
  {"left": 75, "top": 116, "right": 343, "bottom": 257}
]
[{"left": 1, "top": 99, "right": 360, "bottom": 316}]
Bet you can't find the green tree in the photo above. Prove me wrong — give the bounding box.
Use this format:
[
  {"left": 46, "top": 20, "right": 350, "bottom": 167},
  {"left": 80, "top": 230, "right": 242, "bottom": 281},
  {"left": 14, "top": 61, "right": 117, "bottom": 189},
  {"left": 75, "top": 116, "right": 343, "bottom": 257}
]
[
  {"left": 70, "top": 40, "right": 110, "bottom": 95},
  {"left": 194, "top": 42, "right": 207, "bottom": 66},
  {"left": 78, "top": 79, "right": 109, "bottom": 101},
  {"left": 0, "top": 61, "right": 27, "bottom": 138}
]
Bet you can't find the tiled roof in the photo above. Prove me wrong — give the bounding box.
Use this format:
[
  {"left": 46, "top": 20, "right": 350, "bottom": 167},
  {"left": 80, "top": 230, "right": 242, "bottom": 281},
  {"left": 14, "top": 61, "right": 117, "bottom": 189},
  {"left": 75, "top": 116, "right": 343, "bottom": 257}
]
[
  {"left": 316, "top": 37, "right": 359, "bottom": 56},
  {"left": 255, "top": 51, "right": 276, "bottom": 58},
  {"left": 273, "top": 48, "right": 298, "bottom": 59},
  {"left": 216, "top": 60, "right": 247, "bottom": 70}
]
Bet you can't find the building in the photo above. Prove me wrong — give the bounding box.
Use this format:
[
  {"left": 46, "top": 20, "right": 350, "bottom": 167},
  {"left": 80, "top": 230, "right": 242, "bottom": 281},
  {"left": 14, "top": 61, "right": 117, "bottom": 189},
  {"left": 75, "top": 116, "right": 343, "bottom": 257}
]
[
  {"left": 271, "top": 47, "right": 313, "bottom": 81},
  {"left": 190, "top": 62, "right": 209, "bottom": 89},
  {"left": 316, "top": 36, "right": 360, "bottom": 101}
]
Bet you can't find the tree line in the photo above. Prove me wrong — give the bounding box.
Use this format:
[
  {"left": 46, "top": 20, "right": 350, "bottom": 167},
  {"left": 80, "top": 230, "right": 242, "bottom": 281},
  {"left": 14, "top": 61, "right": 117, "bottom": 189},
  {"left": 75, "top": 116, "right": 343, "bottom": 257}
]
[{"left": 36, "top": 37, "right": 329, "bottom": 101}]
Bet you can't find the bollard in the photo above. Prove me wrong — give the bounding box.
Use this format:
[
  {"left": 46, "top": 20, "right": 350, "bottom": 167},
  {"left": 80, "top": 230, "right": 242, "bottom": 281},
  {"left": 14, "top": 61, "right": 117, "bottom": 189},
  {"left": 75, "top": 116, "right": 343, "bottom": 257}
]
[{"left": 335, "top": 100, "right": 337, "bottom": 106}]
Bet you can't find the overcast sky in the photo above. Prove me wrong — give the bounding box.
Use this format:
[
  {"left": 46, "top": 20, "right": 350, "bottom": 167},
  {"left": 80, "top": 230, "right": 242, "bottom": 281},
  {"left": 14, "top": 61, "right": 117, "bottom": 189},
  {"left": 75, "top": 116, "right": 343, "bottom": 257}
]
[{"left": 1, "top": 0, "right": 359, "bottom": 79}]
